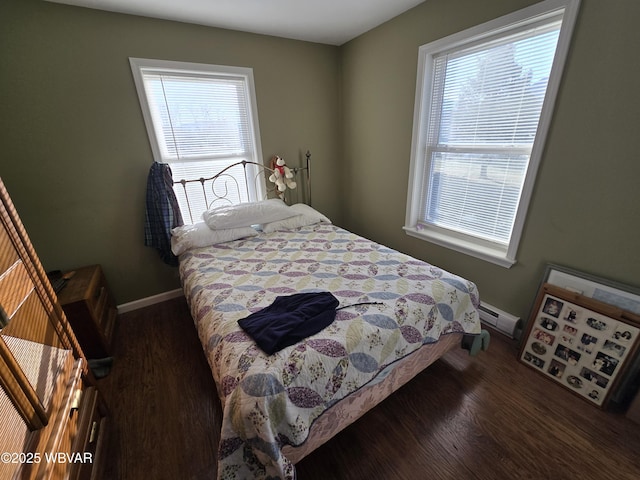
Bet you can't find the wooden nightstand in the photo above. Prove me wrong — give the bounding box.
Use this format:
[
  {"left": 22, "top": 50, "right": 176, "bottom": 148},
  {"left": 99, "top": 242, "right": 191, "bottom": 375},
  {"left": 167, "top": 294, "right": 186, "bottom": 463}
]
[{"left": 57, "top": 265, "right": 117, "bottom": 359}]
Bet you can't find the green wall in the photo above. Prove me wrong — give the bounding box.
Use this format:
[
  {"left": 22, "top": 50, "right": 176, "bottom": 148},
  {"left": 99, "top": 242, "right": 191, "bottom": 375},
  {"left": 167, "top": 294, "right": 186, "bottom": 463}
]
[
  {"left": 2, "top": 0, "right": 639, "bottom": 323},
  {"left": 340, "top": 0, "right": 640, "bottom": 322},
  {"left": 0, "top": 0, "right": 340, "bottom": 303}
]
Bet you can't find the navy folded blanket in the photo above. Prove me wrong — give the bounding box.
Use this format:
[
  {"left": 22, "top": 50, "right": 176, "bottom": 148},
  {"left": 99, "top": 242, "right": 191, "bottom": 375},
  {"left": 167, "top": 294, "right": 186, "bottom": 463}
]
[{"left": 238, "top": 292, "right": 339, "bottom": 355}]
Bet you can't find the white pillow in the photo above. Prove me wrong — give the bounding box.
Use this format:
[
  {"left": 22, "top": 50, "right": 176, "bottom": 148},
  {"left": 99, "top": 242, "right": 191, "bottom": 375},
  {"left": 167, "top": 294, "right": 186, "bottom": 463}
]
[
  {"left": 262, "top": 204, "right": 331, "bottom": 233},
  {"left": 202, "top": 199, "right": 295, "bottom": 230},
  {"left": 171, "top": 222, "right": 258, "bottom": 255}
]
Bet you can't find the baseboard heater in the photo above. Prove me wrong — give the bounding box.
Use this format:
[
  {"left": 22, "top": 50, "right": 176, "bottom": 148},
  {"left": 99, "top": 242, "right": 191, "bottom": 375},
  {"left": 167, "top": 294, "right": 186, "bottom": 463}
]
[{"left": 478, "top": 301, "right": 521, "bottom": 339}]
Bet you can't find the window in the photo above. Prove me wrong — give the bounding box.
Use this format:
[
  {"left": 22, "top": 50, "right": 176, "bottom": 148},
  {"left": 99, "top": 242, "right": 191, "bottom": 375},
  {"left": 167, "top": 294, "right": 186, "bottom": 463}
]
[
  {"left": 405, "top": 0, "right": 580, "bottom": 267},
  {"left": 130, "top": 58, "right": 265, "bottom": 223}
]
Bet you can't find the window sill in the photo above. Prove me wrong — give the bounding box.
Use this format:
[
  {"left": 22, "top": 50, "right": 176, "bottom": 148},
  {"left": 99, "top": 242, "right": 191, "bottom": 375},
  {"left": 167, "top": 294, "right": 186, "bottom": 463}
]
[{"left": 403, "top": 226, "right": 516, "bottom": 268}]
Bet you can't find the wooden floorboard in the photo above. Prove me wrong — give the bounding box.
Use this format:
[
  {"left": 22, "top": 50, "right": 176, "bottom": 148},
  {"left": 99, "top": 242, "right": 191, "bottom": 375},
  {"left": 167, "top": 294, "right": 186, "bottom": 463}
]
[
  {"left": 99, "top": 297, "right": 221, "bottom": 480},
  {"left": 99, "top": 297, "right": 640, "bottom": 479}
]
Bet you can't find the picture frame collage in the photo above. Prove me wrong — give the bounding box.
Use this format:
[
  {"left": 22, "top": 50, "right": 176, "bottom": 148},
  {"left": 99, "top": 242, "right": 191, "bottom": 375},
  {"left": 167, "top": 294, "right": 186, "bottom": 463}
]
[{"left": 519, "top": 283, "right": 640, "bottom": 407}]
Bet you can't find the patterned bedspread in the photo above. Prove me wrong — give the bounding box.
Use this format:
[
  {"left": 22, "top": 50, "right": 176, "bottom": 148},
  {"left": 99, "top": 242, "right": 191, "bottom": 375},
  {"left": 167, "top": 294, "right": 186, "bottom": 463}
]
[{"left": 178, "top": 223, "right": 481, "bottom": 479}]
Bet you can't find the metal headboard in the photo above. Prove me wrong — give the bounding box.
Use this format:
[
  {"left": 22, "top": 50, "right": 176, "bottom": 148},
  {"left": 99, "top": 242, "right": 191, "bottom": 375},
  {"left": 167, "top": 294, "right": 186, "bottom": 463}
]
[{"left": 172, "top": 151, "right": 311, "bottom": 224}]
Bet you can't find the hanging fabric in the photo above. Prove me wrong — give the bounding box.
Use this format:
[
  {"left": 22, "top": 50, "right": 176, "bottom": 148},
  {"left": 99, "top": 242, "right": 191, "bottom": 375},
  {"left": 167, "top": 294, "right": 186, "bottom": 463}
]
[{"left": 144, "top": 162, "right": 183, "bottom": 266}]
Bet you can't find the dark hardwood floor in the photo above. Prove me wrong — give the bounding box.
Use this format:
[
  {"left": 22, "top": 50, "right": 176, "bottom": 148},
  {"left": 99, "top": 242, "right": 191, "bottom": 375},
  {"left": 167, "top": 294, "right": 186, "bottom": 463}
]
[{"left": 99, "top": 297, "right": 640, "bottom": 479}]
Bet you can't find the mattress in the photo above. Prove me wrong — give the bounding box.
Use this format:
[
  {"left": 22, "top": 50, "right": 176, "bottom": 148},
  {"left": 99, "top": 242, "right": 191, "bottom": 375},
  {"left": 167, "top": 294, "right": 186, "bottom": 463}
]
[{"left": 178, "top": 222, "right": 481, "bottom": 479}]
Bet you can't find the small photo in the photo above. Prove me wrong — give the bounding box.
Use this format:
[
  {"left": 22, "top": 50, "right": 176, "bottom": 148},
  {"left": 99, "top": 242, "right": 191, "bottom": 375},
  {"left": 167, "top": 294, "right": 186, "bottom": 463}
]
[
  {"left": 554, "top": 344, "right": 581, "bottom": 365},
  {"left": 566, "top": 375, "right": 583, "bottom": 389},
  {"left": 588, "top": 389, "right": 601, "bottom": 401},
  {"left": 612, "top": 329, "right": 634, "bottom": 342},
  {"left": 560, "top": 335, "right": 574, "bottom": 345},
  {"left": 547, "top": 359, "right": 566, "bottom": 378},
  {"left": 533, "top": 328, "right": 556, "bottom": 346},
  {"left": 593, "top": 352, "right": 619, "bottom": 376},
  {"left": 586, "top": 317, "right": 608, "bottom": 331},
  {"left": 562, "top": 324, "right": 578, "bottom": 336},
  {"left": 524, "top": 351, "right": 545, "bottom": 369},
  {"left": 564, "top": 308, "right": 579, "bottom": 323},
  {"left": 575, "top": 343, "right": 594, "bottom": 355},
  {"left": 579, "top": 367, "right": 609, "bottom": 389},
  {"left": 580, "top": 333, "right": 598, "bottom": 346},
  {"left": 543, "top": 297, "right": 563, "bottom": 318},
  {"left": 602, "top": 340, "right": 626, "bottom": 358},
  {"left": 531, "top": 342, "right": 547, "bottom": 355},
  {"left": 539, "top": 316, "right": 558, "bottom": 331}
]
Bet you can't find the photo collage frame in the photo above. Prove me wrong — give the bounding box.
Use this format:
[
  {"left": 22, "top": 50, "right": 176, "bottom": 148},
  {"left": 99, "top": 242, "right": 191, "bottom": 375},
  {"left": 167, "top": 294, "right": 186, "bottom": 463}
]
[{"left": 519, "top": 283, "right": 640, "bottom": 407}]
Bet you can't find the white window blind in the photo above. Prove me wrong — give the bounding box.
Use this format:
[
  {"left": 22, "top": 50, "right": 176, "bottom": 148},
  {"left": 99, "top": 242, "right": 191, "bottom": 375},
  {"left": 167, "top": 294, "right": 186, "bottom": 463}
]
[
  {"left": 130, "top": 59, "right": 264, "bottom": 223},
  {"left": 142, "top": 73, "right": 254, "bottom": 162},
  {"left": 405, "top": 0, "right": 580, "bottom": 266},
  {"left": 424, "top": 22, "right": 561, "bottom": 245}
]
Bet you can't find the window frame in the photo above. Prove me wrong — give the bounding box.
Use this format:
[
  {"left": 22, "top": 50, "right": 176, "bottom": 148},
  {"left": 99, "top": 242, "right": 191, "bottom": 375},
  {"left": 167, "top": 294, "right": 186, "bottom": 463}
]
[
  {"left": 129, "top": 58, "right": 266, "bottom": 221},
  {"left": 404, "top": 0, "right": 580, "bottom": 267}
]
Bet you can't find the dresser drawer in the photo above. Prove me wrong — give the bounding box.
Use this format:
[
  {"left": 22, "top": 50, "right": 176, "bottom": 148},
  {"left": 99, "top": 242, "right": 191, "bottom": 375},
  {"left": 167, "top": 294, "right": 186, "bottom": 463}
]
[
  {"left": 15, "top": 359, "right": 84, "bottom": 480},
  {"left": 69, "top": 386, "right": 108, "bottom": 480}
]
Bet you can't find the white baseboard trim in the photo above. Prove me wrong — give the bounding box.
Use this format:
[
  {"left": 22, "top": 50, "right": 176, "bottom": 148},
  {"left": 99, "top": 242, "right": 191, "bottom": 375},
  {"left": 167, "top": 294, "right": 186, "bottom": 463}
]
[{"left": 117, "top": 288, "right": 185, "bottom": 314}]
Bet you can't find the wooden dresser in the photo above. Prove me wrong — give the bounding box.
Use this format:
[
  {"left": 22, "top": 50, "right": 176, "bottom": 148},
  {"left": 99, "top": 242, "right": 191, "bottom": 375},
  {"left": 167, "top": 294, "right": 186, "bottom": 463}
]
[{"left": 0, "top": 177, "right": 107, "bottom": 479}]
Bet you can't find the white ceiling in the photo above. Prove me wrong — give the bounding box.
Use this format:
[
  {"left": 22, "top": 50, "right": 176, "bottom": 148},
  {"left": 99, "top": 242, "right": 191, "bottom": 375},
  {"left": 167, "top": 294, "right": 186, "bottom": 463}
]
[{"left": 45, "top": 0, "right": 425, "bottom": 45}]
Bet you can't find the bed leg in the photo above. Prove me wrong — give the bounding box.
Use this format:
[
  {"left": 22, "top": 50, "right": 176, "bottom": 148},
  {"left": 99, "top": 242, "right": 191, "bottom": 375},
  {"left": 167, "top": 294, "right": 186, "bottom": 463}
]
[{"left": 462, "top": 329, "right": 490, "bottom": 356}]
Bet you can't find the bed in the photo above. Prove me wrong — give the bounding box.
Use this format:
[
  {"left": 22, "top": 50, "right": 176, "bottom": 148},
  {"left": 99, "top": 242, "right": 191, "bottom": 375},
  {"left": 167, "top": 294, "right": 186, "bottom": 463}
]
[{"left": 168, "top": 156, "right": 485, "bottom": 479}]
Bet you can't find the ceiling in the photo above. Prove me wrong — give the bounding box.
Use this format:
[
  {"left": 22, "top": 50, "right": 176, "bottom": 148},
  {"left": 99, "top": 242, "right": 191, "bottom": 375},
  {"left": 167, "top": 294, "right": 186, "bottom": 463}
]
[{"left": 44, "top": 0, "right": 425, "bottom": 46}]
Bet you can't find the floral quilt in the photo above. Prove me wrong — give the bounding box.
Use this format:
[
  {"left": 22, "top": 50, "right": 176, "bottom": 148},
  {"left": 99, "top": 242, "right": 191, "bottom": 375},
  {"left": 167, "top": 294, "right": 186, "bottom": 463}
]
[{"left": 178, "top": 223, "right": 481, "bottom": 479}]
